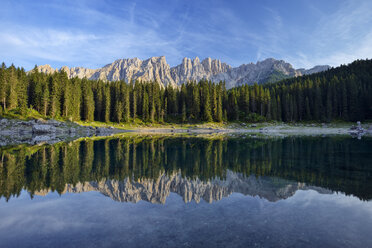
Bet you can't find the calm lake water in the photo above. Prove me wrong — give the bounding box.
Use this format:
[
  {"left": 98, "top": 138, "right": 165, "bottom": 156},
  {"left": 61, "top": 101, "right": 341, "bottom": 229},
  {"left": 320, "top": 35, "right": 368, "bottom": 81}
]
[{"left": 0, "top": 135, "right": 371, "bottom": 247}]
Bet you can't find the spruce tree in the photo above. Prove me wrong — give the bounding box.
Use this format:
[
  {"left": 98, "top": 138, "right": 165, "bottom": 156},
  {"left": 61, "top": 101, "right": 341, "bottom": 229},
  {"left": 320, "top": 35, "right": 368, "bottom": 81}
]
[
  {"left": 123, "top": 85, "right": 130, "bottom": 122},
  {"left": 49, "top": 74, "right": 61, "bottom": 118},
  {"left": 16, "top": 68, "right": 28, "bottom": 115},
  {"left": 142, "top": 89, "right": 149, "bottom": 121},
  {"left": 0, "top": 63, "right": 7, "bottom": 111},
  {"left": 103, "top": 86, "right": 111, "bottom": 123},
  {"left": 181, "top": 101, "right": 187, "bottom": 123},
  {"left": 7, "top": 66, "right": 18, "bottom": 110},
  {"left": 305, "top": 97, "right": 311, "bottom": 120},
  {"left": 202, "top": 83, "right": 212, "bottom": 122},
  {"left": 81, "top": 79, "right": 95, "bottom": 122}
]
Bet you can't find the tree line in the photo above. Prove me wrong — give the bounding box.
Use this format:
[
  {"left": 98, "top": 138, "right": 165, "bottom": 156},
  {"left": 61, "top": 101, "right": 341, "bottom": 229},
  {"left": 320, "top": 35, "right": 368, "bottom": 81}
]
[{"left": 0, "top": 59, "right": 371, "bottom": 123}]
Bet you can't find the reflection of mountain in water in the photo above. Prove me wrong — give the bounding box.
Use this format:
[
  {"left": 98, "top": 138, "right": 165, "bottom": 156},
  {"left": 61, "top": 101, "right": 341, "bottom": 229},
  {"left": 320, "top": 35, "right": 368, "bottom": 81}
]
[
  {"left": 36, "top": 170, "right": 331, "bottom": 203},
  {"left": 1, "top": 135, "right": 371, "bottom": 202}
]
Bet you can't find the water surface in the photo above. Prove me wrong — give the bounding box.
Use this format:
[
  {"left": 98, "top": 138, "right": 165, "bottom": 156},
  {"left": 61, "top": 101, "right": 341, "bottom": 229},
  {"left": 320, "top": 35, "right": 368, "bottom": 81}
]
[{"left": 0, "top": 135, "right": 371, "bottom": 247}]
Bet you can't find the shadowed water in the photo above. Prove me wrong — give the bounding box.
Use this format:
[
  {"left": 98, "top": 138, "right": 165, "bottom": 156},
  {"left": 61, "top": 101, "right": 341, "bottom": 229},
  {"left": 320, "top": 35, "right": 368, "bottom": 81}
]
[{"left": 0, "top": 135, "right": 371, "bottom": 247}]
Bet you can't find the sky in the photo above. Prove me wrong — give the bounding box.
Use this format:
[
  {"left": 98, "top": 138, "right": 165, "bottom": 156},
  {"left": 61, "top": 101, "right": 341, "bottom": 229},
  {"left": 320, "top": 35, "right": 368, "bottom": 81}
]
[{"left": 0, "top": 0, "right": 372, "bottom": 70}]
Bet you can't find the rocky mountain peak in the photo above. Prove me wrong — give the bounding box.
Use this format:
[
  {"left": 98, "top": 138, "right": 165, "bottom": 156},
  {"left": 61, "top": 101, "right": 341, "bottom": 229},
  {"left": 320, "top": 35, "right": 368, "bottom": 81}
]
[{"left": 35, "top": 56, "right": 330, "bottom": 89}]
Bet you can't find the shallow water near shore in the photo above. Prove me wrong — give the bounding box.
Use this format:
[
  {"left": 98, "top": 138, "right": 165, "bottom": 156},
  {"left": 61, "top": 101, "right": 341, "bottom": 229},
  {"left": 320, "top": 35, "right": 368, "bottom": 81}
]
[{"left": 0, "top": 135, "right": 371, "bottom": 247}]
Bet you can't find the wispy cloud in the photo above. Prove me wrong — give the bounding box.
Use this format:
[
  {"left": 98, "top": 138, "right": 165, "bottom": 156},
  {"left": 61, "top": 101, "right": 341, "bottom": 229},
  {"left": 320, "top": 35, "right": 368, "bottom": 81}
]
[
  {"left": 286, "top": 0, "right": 372, "bottom": 68},
  {"left": 0, "top": 0, "right": 189, "bottom": 69},
  {"left": 0, "top": 0, "right": 371, "bottom": 70}
]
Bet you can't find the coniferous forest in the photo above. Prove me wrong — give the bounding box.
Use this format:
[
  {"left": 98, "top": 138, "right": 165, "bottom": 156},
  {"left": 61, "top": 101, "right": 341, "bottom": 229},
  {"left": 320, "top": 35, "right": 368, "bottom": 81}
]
[{"left": 0, "top": 59, "right": 371, "bottom": 123}]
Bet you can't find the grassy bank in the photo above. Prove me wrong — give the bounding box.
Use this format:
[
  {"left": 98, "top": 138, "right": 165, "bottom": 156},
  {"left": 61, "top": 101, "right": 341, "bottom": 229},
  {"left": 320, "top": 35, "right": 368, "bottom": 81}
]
[{"left": 1, "top": 107, "right": 370, "bottom": 131}]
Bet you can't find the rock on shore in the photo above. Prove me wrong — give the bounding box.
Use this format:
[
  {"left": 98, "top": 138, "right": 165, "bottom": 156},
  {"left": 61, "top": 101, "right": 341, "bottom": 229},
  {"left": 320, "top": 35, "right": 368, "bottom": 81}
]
[{"left": 0, "top": 118, "right": 125, "bottom": 146}]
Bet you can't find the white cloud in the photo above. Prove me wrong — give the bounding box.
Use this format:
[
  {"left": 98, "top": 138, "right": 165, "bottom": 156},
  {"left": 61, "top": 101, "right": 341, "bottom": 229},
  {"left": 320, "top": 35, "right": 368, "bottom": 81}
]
[
  {"left": 1, "top": 0, "right": 371, "bottom": 70},
  {"left": 287, "top": 0, "right": 372, "bottom": 68}
]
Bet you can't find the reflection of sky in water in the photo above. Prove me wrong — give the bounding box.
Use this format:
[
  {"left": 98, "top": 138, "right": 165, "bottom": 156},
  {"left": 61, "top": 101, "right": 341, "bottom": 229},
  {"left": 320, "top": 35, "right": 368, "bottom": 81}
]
[{"left": 0, "top": 190, "right": 371, "bottom": 248}]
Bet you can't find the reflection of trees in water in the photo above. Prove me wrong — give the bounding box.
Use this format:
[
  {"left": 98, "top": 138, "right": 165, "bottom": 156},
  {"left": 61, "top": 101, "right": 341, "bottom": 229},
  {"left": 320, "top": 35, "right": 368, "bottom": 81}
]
[{"left": 0, "top": 136, "right": 371, "bottom": 201}]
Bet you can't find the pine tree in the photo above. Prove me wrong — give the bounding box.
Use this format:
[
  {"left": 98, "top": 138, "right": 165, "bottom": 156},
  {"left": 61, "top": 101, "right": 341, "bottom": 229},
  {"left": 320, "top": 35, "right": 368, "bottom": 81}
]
[
  {"left": 181, "top": 101, "right": 187, "bottom": 123},
  {"left": 265, "top": 89, "right": 271, "bottom": 120},
  {"left": 277, "top": 95, "right": 282, "bottom": 121},
  {"left": 216, "top": 92, "right": 223, "bottom": 122},
  {"left": 0, "top": 63, "right": 7, "bottom": 111},
  {"left": 341, "top": 80, "right": 348, "bottom": 120},
  {"left": 228, "top": 92, "right": 239, "bottom": 121},
  {"left": 71, "top": 79, "right": 81, "bottom": 121},
  {"left": 348, "top": 75, "right": 359, "bottom": 121},
  {"left": 211, "top": 85, "right": 218, "bottom": 121},
  {"left": 270, "top": 92, "right": 278, "bottom": 121},
  {"left": 305, "top": 97, "right": 311, "bottom": 120},
  {"left": 62, "top": 76, "right": 74, "bottom": 119},
  {"left": 123, "top": 85, "right": 130, "bottom": 122},
  {"left": 41, "top": 80, "right": 49, "bottom": 116},
  {"left": 16, "top": 68, "right": 28, "bottom": 115},
  {"left": 131, "top": 88, "right": 137, "bottom": 120},
  {"left": 201, "top": 82, "right": 212, "bottom": 122},
  {"left": 326, "top": 85, "right": 333, "bottom": 122},
  {"left": 142, "top": 89, "right": 149, "bottom": 121},
  {"left": 314, "top": 85, "right": 322, "bottom": 121},
  {"left": 94, "top": 83, "right": 103, "bottom": 121},
  {"left": 7, "top": 65, "right": 18, "bottom": 110},
  {"left": 81, "top": 79, "right": 95, "bottom": 121},
  {"left": 103, "top": 85, "right": 111, "bottom": 122},
  {"left": 49, "top": 74, "right": 61, "bottom": 118},
  {"left": 150, "top": 98, "right": 155, "bottom": 123},
  {"left": 115, "top": 100, "right": 123, "bottom": 123},
  {"left": 192, "top": 85, "right": 200, "bottom": 120}
]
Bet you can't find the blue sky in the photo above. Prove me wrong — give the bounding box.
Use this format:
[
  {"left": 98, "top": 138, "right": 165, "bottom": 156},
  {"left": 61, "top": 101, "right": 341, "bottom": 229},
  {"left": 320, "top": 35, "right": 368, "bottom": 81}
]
[{"left": 1, "top": 0, "right": 372, "bottom": 70}]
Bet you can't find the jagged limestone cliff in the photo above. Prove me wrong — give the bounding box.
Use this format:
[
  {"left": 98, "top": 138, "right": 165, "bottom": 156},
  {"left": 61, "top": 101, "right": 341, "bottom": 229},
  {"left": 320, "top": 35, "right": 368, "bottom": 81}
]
[{"left": 37, "top": 57, "right": 330, "bottom": 89}]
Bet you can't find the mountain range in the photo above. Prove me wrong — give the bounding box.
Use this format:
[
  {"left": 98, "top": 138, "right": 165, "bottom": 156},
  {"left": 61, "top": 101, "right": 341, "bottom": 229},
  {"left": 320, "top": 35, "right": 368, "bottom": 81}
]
[{"left": 37, "top": 56, "right": 330, "bottom": 89}]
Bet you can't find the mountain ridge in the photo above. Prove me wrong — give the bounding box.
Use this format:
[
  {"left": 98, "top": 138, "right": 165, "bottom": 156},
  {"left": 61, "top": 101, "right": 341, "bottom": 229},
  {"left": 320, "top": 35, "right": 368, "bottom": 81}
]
[{"left": 37, "top": 56, "right": 330, "bottom": 89}]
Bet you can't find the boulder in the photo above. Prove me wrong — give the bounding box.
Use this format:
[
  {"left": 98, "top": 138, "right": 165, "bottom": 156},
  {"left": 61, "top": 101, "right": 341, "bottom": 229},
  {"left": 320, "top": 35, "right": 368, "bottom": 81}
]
[
  {"left": 350, "top": 125, "right": 357, "bottom": 130},
  {"left": 32, "top": 124, "right": 56, "bottom": 134},
  {"left": 96, "top": 127, "right": 105, "bottom": 134},
  {"left": 47, "top": 119, "right": 63, "bottom": 127},
  {"left": 32, "top": 135, "right": 53, "bottom": 143},
  {"left": 0, "top": 118, "right": 9, "bottom": 126}
]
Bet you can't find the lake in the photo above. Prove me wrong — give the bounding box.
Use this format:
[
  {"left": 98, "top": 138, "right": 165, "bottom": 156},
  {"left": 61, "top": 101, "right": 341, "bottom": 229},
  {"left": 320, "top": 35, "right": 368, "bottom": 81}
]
[{"left": 0, "top": 134, "right": 371, "bottom": 247}]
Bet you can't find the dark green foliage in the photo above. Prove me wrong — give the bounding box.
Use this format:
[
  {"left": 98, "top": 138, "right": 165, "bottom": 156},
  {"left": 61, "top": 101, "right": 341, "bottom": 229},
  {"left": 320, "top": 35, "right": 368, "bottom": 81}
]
[
  {"left": 81, "top": 79, "right": 94, "bottom": 121},
  {"left": 263, "top": 70, "right": 290, "bottom": 84}
]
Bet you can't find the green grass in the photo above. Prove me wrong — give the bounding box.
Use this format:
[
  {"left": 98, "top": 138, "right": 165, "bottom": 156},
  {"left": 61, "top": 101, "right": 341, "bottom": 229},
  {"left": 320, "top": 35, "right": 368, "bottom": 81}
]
[
  {"left": 0, "top": 108, "right": 45, "bottom": 120},
  {"left": 76, "top": 119, "right": 229, "bottom": 130},
  {"left": 1, "top": 107, "right": 370, "bottom": 130}
]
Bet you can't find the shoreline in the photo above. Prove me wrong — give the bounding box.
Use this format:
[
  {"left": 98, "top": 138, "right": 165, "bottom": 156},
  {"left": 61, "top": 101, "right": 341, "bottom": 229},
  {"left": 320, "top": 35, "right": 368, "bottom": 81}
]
[
  {"left": 133, "top": 126, "right": 371, "bottom": 136},
  {"left": 1, "top": 118, "right": 371, "bottom": 146}
]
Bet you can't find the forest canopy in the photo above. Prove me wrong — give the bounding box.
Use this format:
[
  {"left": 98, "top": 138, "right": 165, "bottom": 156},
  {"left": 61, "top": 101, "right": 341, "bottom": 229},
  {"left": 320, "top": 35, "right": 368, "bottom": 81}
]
[{"left": 0, "top": 59, "right": 371, "bottom": 123}]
